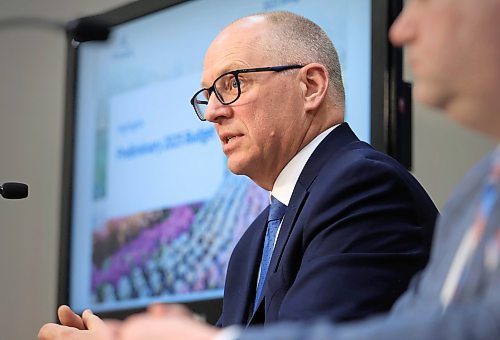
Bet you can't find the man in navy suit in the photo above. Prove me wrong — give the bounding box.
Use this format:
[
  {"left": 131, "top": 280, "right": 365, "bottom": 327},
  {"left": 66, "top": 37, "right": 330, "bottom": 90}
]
[
  {"left": 38, "top": 10, "right": 438, "bottom": 339},
  {"left": 194, "top": 11, "right": 437, "bottom": 326}
]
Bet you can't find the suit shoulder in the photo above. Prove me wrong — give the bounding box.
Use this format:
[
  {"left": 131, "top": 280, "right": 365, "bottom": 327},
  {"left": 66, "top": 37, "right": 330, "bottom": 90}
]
[
  {"left": 321, "top": 141, "right": 413, "bottom": 180},
  {"left": 312, "top": 141, "right": 436, "bottom": 213}
]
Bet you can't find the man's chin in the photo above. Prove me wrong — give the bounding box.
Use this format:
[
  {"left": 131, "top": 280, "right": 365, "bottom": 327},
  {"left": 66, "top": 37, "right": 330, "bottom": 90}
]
[
  {"left": 413, "top": 82, "right": 451, "bottom": 112},
  {"left": 226, "top": 158, "right": 247, "bottom": 176}
]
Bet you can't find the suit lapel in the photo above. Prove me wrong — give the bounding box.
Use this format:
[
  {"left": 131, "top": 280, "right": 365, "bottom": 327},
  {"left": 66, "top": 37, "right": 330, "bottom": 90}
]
[
  {"left": 269, "top": 182, "right": 308, "bottom": 274},
  {"left": 267, "top": 123, "right": 359, "bottom": 275},
  {"left": 249, "top": 123, "right": 361, "bottom": 318}
]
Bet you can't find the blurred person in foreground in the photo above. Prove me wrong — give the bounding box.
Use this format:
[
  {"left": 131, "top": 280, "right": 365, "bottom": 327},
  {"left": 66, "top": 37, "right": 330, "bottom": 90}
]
[{"left": 37, "top": 7, "right": 453, "bottom": 340}]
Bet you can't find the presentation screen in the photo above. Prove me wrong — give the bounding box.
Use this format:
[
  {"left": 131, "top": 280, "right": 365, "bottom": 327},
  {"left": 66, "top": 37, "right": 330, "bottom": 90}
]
[{"left": 60, "top": 0, "right": 401, "bottom": 320}]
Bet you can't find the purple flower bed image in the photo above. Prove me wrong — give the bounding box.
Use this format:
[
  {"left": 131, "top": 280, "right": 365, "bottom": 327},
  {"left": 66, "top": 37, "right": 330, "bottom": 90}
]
[{"left": 90, "top": 176, "right": 268, "bottom": 304}]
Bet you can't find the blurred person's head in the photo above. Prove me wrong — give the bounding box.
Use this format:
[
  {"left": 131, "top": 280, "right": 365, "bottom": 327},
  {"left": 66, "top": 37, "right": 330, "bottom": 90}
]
[
  {"left": 390, "top": 0, "right": 500, "bottom": 139},
  {"left": 191, "top": 12, "right": 345, "bottom": 189}
]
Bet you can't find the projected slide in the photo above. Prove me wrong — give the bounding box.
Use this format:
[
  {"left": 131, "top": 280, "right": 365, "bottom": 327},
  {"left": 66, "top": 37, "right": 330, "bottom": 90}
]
[{"left": 69, "top": 0, "right": 372, "bottom": 313}]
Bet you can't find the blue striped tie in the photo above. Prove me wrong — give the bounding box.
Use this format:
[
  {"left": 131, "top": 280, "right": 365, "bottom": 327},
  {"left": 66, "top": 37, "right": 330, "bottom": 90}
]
[{"left": 254, "top": 196, "right": 287, "bottom": 312}]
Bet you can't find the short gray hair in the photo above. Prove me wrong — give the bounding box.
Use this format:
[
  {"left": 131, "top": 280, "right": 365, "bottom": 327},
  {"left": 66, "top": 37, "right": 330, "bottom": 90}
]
[{"left": 258, "top": 11, "right": 345, "bottom": 106}]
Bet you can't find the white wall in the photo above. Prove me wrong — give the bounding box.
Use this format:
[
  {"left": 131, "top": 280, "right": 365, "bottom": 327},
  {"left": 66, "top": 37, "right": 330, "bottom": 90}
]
[
  {"left": 412, "top": 101, "right": 495, "bottom": 207},
  {"left": 0, "top": 1, "right": 496, "bottom": 339},
  {"left": 0, "top": 1, "right": 131, "bottom": 339}
]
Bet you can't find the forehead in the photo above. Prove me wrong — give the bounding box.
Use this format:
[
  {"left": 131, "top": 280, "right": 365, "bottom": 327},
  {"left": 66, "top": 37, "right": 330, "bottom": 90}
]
[{"left": 201, "top": 17, "right": 271, "bottom": 87}]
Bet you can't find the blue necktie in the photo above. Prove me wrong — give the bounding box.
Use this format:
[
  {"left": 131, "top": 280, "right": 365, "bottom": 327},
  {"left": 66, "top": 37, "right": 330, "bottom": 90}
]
[{"left": 254, "top": 196, "right": 287, "bottom": 312}]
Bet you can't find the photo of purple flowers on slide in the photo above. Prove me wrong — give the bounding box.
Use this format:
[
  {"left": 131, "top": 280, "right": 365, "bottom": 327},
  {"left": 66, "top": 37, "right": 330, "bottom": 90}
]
[{"left": 90, "top": 175, "right": 268, "bottom": 304}]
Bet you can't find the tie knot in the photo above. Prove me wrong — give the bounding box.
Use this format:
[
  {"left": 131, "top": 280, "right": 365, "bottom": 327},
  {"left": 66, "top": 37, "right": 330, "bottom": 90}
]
[{"left": 269, "top": 196, "right": 287, "bottom": 222}]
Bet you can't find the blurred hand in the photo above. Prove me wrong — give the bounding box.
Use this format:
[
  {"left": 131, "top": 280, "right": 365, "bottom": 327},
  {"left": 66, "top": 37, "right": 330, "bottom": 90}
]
[
  {"left": 38, "top": 309, "right": 114, "bottom": 340},
  {"left": 146, "top": 303, "right": 196, "bottom": 318},
  {"left": 58, "top": 305, "right": 86, "bottom": 329},
  {"left": 118, "top": 304, "right": 221, "bottom": 340}
]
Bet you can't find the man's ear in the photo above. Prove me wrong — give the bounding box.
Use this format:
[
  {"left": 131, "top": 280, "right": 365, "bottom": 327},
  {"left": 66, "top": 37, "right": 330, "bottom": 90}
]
[{"left": 299, "top": 63, "right": 329, "bottom": 113}]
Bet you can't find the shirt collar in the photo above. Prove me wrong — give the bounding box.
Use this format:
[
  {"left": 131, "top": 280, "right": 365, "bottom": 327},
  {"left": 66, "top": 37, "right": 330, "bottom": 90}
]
[{"left": 271, "top": 124, "right": 339, "bottom": 205}]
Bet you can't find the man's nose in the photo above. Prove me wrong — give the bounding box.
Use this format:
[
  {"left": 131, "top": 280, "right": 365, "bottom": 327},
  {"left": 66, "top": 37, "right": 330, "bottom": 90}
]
[
  {"left": 389, "top": 3, "right": 415, "bottom": 47},
  {"left": 205, "top": 93, "right": 232, "bottom": 123}
]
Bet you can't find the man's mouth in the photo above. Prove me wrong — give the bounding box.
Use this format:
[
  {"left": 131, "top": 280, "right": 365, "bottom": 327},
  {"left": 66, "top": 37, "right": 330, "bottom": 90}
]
[{"left": 220, "top": 133, "right": 241, "bottom": 145}]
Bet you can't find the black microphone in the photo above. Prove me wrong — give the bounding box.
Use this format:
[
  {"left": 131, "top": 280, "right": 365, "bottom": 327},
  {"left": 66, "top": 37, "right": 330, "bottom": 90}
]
[{"left": 1, "top": 182, "right": 28, "bottom": 199}]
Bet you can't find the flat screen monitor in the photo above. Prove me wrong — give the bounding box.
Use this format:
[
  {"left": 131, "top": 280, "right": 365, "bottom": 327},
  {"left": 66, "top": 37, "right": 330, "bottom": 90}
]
[{"left": 59, "top": 0, "right": 406, "bottom": 322}]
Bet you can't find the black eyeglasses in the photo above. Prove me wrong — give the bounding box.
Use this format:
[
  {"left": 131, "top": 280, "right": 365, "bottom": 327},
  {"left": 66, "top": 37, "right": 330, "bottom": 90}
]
[{"left": 190, "top": 64, "right": 304, "bottom": 121}]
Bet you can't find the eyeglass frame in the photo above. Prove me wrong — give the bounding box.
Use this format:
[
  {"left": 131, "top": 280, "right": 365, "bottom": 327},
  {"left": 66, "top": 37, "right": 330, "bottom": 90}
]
[{"left": 190, "top": 64, "right": 305, "bottom": 121}]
